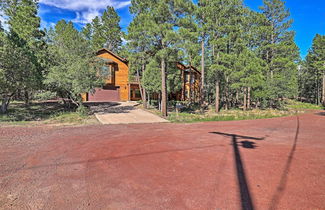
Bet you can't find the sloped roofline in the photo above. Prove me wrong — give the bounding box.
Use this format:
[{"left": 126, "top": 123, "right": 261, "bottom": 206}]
[
  {"left": 96, "top": 50, "right": 198, "bottom": 74},
  {"left": 177, "top": 62, "right": 201, "bottom": 75},
  {"left": 96, "top": 48, "right": 128, "bottom": 64}
]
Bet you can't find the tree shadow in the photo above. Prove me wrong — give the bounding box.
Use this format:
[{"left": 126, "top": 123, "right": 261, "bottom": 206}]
[
  {"left": 84, "top": 102, "right": 136, "bottom": 114},
  {"left": 268, "top": 115, "right": 300, "bottom": 210},
  {"left": 0, "top": 101, "right": 70, "bottom": 122},
  {"left": 4, "top": 144, "right": 220, "bottom": 174},
  {"left": 210, "top": 132, "right": 265, "bottom": 210},
  {"left": 314, "top": 112, "right": 325, "bottom": 116}
]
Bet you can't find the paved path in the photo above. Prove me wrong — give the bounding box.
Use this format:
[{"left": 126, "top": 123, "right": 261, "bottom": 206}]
[
  {"left": 0, "top": 111, "right": 324, "bottom": 209},
  {"left": 94, "top": 102, "right": 168, "bottom": 124}
]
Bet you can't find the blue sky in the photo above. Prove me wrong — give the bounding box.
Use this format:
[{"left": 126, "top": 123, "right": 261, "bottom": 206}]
[{"left": 38, "top": 0, "right": 324, "bottom": 58}]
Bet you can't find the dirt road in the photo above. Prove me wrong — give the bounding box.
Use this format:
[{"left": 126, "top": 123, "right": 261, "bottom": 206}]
[{"left": 0, "top": 111, "right": 324, "bottom": 209}]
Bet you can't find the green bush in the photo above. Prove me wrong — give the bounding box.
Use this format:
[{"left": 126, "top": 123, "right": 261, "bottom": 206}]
[{"left": 34, "top": 91, "right": 57, "bottom": 101}]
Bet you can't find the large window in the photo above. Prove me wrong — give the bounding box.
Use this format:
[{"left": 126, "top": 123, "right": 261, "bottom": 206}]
[
  {"left": 101, "top": 65, "right": 111, "bottom": 77},
  {"left": 185, "top": 74, "right": 190, "bottom": 83},
  {"left": 101, "top": 64, "right": 116, "bottom": 84}
]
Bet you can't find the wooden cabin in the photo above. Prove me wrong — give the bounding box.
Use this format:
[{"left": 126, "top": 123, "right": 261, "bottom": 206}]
[
  {"left": 82, "top": 49, "right": 141, "bottom": 102},
  {"left": 82, "top": 49, "right": 201, "bottom": 103},
  {"left": 145, "top": 63, "right": 201, "bottom": 102},
  {"left": 176, "top": 63, "right": 201, "bottom": 102}
]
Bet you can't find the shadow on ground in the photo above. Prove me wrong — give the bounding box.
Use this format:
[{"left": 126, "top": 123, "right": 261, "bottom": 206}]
[
  {"left": 0, "top": 101, "right": 140, "bottom": 122},
  {"left": 4, "top": 144, "right": 219, "bottom": 174},
  {"left": 84, "top": 102, "right": 137, "bottom": 115},
  {"left": 268, "top": 115, "right": 300, "bottom": 210},
  {"left": 210, "top": 132, "right": 265, "bottom": 210},
  {"left": 315, "top": 112, "right": 325, "bottom": 116},
  {"left": 0, "top": 101, "right": 69, "bottom": 122}
]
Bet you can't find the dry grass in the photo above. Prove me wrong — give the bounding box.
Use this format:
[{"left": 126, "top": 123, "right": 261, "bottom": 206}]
[{"left": 0, "top": 101, "right": 100, "bottom": 126}]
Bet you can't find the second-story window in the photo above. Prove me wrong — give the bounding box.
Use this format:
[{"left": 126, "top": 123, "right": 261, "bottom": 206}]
[
  {"left": 185, "top": 74, "right": 190, "bottom": 83},
  {"left": 101, "top": 65, "right": 111, "bottom": 78}
]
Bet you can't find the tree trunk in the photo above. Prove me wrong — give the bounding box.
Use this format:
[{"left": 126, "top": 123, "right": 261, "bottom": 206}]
[
  {"left": 317, "top": 74, "right": 321, "bottom": 105},
  {"left": 215, "top": 80, "right": 220, "bottom": 113},
  {"left": 181, "top": 68, "right": 185, "bottom": 101},
  {"left": 24, "top": 89, "right": 29, "bottom": 105},
  {"left": 200, "top": 34, "right": 205, "bottom": 107},
  {"left": 225, "top": 76, "right": 229, "bottom": 110},
  {"left": 1, "top": 96, "right": 11, "bottom": 114},
  {"left": 158, "top": 92, "right": 161, "bottom": 111},
  {"left": 143, "top": 88, "right": 147, "bottom": 109},
  {"left": 137, "top": 64, "right": 147, "bottom": 109},
  {"left": 161, "top": 57, "right": 167, "bottom": 117},
  {"left": 190, "top": 68, "right": 193, "bottom": 102},
  {"left": 236, "top": 90, "right": 239, "bottom": 106},
  {"left": 247, "top": 87, "right": 251, "bottom": 110},
  {"left": 148, "top": 93, "right": 151, "bottom": 108},
  {"left": 322, "top": 73, "right": 325, "bottom": 106},
  {"left": 270, "top": 26, "right": 275, "bottom": 80},
  {"left": 243, "top": 87, "right": 247, "bottom": 111},
  {"left": 316, "top": 73, "right": 320, "bottom": 105}
]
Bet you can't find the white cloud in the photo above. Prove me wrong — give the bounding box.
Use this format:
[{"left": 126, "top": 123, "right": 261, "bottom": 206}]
[
  {"left": 39, "top": 0, "right": 130, "bottom": 11},
  {"left": 41, "top": 19, "right": 56, "bottom": 29},
  {"left": 0, "top": 11, "right": 9, "bottom": 31},
  {"left": 39, "top": 0, "right": 130, "bottom": 24},
  {"left": 73, "top": 9, "right": 102, "bottom": 24}
]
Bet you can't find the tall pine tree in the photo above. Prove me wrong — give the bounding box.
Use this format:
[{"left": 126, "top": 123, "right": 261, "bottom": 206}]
[
  {"left": 301, "top": 34, "right": 325, "bottom": 105},
  {"left": 45, "top": 20, "right": 104, "bottom": 109},
  {"left": 129, "top": 0, "right": 192, "bottom": 117},
  {"left": 0, "top": 0, "right": 45, "bottom": 112},
  {"left": 259, "top": 0, "right": 299, "bottom": 107},
  {"left": 82, "top": 6, "right": 122, "bottom": 52}
]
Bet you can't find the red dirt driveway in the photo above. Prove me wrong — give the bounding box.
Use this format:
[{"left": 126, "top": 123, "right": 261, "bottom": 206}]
[{"left": 0, "top": 111, "right": 324, "bottom": 209}]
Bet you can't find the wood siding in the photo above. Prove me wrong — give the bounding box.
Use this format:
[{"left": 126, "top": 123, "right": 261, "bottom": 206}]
[{"left": 96, "top": 50, "right": 129, "bottom": 101}]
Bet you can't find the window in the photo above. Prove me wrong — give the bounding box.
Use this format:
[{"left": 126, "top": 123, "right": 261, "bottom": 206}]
[
  {"left": 191, "top": 76, "right": 195, "bottom": 84},
  {"left": 185, "top": 74, "right": 190, "bottom": 83},
  {"left": 101, "top": 65, "right": 110, "bottom": 77}
]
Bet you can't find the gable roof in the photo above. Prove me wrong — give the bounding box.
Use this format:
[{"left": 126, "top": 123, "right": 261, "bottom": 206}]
[
  {"left": 188, "top": 65, "right": 201, "bottom": 75},
  {"left": 177, "top": 62, "right": 201, "bottom": 75},
  {"left": 96, "top": 48, "right": 128, "bottom": 64}
]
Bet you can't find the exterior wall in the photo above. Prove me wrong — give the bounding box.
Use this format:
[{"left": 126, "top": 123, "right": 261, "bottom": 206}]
[
  {"left": 183, "top": 71, "right": 201, "bottom": 102},
  {"left": 88, "top": 87, "right": 120, "bottom": 102},
  {"left": 81, "top": 93, "right": 87, "bottom": 101},
  {"left": 97, "top": 52, "right": 129, "bottom": 101},
  {"left": 130, "top": 84, "right": 141, "bottom": 101}
]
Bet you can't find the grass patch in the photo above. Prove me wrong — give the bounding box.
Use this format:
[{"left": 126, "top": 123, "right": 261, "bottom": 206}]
[
  {"left": 167, "top": 109, "right": 300, "bottom": 123},
  {"left": 0, "top": 101, "right": 99, "bottom": 126},
  {"left": 0, "top": 101, "right": 68, "bottom": 122},
  {"left": 165, "top": 99, "right": 323, "bottom": 123},
  {"left": 286, "top": 100, "right": 323, "bottom": 110},
  {"left": 45, "top": 112, "right": 98, "bottom": 125}
]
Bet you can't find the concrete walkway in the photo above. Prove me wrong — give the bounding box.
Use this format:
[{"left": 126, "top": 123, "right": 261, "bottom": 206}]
[{"left": 94, "top": 102, "right": 168, "bottom": 124}]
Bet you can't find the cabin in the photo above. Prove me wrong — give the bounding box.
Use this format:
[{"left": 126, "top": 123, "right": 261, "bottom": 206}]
[
  {"left": 82, "top": 49, "right": 201, "bottom": 103},
  {"left": 82, "top": 49, "right": 141, "bottom": 102},
  {"left": 143, "top": 63, "right": 201, "bottom": 102},
  {"left": 176, "top": 63, "right": 201, "bottom": 102}
]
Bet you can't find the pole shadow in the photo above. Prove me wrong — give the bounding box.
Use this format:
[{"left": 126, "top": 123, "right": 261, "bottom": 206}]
[
  {"left": 210, "top": 132, "right": 265, "bottom": 210},
  {"left": 268, "top": 115, "right": 300, "bottom": 210}
]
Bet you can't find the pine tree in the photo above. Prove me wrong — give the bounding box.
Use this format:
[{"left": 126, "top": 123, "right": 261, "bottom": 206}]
[
  {"left": 0, "top": 0, "right": 45, "bottom": 112},
  {"left": 200, "top": 0, "right": 249, "bottom": 111},
  {"left": 177, "top": 1, "right": 200, "bottom": 102},
  {"left": 126, "top": 13, "right": 158, "bottom": 109},
  {"left": 129, "top": 0, "right": 192, "bottom": 117},
  {"left": 45, "top": 20, "right": 104, "bottom": 109},
  {"left": 196, "top": 0, "right": 208, "bottom": 107},
  {"left": 259, "top": 0, "right": 299, "bottom": 107},
  {"left": 84, "top": 6, "right": 122, "bottom": 52},
  {"left": 301, "top": 34, "right": 325, "bottom": 105},
  {"left": 100, "top": 7, "right": 123, "bottom": 50}
]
